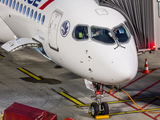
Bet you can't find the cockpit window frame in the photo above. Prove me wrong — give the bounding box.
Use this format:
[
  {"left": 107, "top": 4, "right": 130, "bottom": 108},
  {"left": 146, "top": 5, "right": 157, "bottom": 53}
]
[
  {"left": 72, "top": 23, "right": 131, "bottom": 46},
  {"left": 90, "top": 25, "right": 116, "bottom": 45},
  {"left": 72, "top": 24, "right": 89, "bottom": 41},
  {"left": 112, "top": 23, "right": 131, "bottom": 44}
]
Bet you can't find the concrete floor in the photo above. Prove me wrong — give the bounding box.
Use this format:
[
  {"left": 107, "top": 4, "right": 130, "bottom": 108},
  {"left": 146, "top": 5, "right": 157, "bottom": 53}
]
[{"left": 0, "top": 46, "right": 160, "bottom": 120}]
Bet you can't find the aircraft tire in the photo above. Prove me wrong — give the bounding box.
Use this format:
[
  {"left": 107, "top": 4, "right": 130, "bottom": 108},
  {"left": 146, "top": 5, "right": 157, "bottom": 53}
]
[
  {"left": 101, "top": 102, "right": 109, "bottom": 115},
  {"left": 91, "top": 102, "right": 99, "bottom": 118}
]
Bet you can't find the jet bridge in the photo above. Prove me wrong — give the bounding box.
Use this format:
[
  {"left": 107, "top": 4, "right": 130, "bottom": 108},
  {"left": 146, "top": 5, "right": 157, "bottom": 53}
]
[{"left": 97, "top": 0, "right": 160, "bottom": 51}]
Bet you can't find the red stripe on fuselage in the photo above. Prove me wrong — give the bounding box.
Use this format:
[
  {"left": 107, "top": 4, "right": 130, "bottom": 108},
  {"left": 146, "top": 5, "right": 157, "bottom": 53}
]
[{"left": 39, "top": 0, "right": 54, "bottom": 10}]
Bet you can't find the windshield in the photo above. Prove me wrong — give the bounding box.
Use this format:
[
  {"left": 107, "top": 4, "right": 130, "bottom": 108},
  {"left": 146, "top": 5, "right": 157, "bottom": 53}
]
[
  {"left": 91, "top": 27, "right": 115, "bottom": 44},
  {"left": 73, "top": 25, "right": 88, "bottom": 40},
  {"left": 113, "top": 24, "right": 130, "bottom": 43},
  {"left": 73, "top": 24, "right": 131, "bottom": 45}
]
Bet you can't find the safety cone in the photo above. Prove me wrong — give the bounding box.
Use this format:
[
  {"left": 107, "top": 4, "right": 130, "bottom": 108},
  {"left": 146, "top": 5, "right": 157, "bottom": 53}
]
[{"left": 143, "top": 58, "right": 150, "bottom": 74}]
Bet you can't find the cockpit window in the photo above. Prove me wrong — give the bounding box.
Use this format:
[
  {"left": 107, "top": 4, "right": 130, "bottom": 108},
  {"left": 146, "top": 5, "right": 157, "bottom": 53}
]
[
  {"left": 73, "top": 25, "right": 88, "bottom": 40},
  {"left": 91, "top": 27, "right": 115, "bottom": 44},
  {"left": 113, "top": 24, "right": 130, "bottom": 43}
]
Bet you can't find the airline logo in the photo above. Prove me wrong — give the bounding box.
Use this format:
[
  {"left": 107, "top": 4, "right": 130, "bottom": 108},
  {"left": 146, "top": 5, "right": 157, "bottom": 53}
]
[
  {"left": 60, "top": 20, "right": 70, "bottom": 37},
  {"left": 24, "top": 0, "right": 54, "bottom": 10}
]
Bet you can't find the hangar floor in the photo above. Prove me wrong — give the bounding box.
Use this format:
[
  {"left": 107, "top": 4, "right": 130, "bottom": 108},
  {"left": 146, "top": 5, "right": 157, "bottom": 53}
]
[{"left": 0, "top": 46, "right": 160, "bottom": 120}]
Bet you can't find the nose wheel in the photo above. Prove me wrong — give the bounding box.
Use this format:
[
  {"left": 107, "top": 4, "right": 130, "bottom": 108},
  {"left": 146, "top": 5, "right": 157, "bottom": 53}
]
[
  {"left": 89, "top": 82, "right": 109, "bottom": 118},
  {"left": 90, "top": 102, "right": 109, "bottom": 117},
  {"left": 101, "top": 102, "right": 109, "bottom": 115},
  {"left": 90, "top": 103, "right": 99, "bottom": 117}
]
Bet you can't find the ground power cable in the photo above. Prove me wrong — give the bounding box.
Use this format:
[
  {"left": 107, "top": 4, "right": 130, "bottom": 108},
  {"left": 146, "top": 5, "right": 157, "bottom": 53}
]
[{"left": 122, "top": 89, "right": 160, "bottom": 113}]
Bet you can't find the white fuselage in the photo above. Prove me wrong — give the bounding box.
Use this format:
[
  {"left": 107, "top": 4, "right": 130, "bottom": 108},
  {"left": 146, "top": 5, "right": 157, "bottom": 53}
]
[{"left": 0, "top": 0, "right": 138, "bottom": 85}]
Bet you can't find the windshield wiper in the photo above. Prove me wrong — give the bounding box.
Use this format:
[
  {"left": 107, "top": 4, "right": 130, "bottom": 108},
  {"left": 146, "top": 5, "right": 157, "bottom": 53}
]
[{"left": 114, "top": 40, "right": 125, "bottom": 50}]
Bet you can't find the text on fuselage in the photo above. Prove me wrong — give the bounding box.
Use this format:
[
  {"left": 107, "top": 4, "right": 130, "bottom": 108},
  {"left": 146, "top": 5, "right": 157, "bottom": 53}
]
[{"left": 24, "top": 0, "right": 54, "bottom": 10}]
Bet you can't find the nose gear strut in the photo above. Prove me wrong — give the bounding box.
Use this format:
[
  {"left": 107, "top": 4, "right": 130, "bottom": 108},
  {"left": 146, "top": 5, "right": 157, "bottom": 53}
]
[{"left": 88, "top": 82, "right": 110, "bottom": 118}]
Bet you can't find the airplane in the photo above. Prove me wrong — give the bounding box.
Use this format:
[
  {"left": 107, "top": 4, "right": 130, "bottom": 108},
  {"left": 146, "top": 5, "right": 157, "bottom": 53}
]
[{"left": 0, "top": 0, "right": 138, "bottom": 118}]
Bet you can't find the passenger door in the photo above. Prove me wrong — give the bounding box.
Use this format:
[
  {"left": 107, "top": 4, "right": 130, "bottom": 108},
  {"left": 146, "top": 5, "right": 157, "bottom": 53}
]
[{"left": 48, "top": 11, "right": 62, "bottom": 51}]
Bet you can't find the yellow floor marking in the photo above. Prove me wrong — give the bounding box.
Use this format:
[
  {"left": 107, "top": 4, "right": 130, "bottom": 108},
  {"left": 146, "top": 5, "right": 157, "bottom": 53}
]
[
  {"left": 59, "top": 92, "right": 85, "bottom": 106},
  {"left": 18, "top": 68, "right": 41, "bottom": 80},
  {"left": 1, "top": 113, "right": 3, "bottom": 120},
  {"left": 0, "top": 55, "right": 3, "bottom": 57},
  {"left": 109, "top": 108, "right": 160, "bottom": 116},
  {"left": 107, "top": 97, "right": 157, "bottom": 104},
  {"left": 75, "top": 96, "right": 160, "bottom": 107},
  {"left": 59, "top": 92, "right": 160, "bottom": 116}
]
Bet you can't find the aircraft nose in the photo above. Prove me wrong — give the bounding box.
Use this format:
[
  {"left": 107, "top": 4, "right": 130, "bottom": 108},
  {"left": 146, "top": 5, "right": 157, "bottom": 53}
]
[{"left": 108, "top": 56, "right": 137, "bottom": 84}]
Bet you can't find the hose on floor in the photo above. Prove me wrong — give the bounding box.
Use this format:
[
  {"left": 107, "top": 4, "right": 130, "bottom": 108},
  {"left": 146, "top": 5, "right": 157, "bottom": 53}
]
[{"left": 122, "top": 89, "right": 160, "bottom": 113}]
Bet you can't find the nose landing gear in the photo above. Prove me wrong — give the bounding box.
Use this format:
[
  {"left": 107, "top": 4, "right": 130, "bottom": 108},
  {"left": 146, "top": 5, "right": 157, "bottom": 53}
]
[{"left": 88, "top": 82, "right": 109, "bottom": 119}]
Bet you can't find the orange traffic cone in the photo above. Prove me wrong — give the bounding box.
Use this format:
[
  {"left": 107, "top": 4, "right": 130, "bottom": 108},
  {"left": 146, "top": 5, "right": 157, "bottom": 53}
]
[{"left": 143, "top": 58, "right": 150, "bottom": 74}]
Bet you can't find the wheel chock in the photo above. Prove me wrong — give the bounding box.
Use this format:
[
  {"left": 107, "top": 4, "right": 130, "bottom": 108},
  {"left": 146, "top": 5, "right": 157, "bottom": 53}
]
[
  {"left": 89, "top": 112, "right": 109, "bottom": 119},
  {"left": 95, "top": 115, "right": 109, "bottom": 119}
]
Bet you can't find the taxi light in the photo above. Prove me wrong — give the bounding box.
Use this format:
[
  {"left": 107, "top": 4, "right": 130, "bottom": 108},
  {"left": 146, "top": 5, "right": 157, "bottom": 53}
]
[{"left": 96, "top": 91, "right": 100, "bottom": 95}]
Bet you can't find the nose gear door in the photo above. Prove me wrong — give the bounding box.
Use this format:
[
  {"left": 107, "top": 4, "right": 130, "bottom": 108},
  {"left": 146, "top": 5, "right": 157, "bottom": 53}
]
[{"left": 48, "top": 11, "right": 62, "bottom": 51}]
